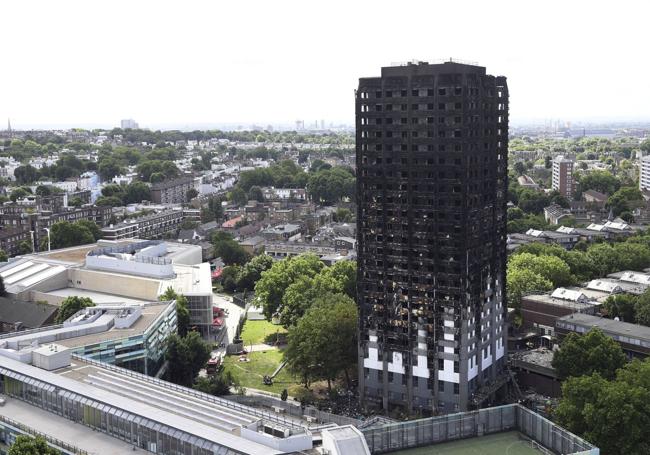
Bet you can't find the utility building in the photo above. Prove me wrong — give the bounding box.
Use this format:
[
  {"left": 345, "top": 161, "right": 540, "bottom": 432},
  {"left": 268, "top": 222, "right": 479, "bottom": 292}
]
[{"left": 356, "top": 61, "right": 509, "bottom": 413}]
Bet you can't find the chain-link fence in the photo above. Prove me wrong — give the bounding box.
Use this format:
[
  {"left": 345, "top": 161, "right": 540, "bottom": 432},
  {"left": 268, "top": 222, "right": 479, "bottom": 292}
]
[{"left": 361, "top": 404, "right": 598, "bottom": 454}]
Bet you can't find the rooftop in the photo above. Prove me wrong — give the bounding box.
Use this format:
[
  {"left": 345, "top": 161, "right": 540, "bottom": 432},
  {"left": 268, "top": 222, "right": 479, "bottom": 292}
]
[
  {"left": 0, "top": 354, "right": 285, "bottom": 455},
  {"left": 557, "top": 313, "right": 650, "bottom": 341},
  {"left": 0, "top": 398, "right": 147, "bottom": 455}
]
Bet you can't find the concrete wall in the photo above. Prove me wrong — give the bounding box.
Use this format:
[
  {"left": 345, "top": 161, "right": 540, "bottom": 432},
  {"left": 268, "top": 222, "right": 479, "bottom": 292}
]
[
  {"left": 68, "top": 269, "right": 161, "bottom": 301},
  {"left": 86, "top": 255, "right": 174, "bottom": 279}
]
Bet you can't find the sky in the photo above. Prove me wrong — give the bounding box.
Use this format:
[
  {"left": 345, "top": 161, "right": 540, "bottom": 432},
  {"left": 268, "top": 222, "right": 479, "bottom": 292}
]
[{"left": 2, "top": 0, "right": 649, "bottom": 129}]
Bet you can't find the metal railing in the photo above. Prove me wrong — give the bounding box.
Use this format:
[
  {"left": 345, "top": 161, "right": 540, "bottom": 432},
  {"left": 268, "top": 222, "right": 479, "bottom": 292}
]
[
  {"left": 0, "top": 413, "right": 89, "bottom": 454},
  {"left": 361, "top": 404, "right": 599, "bottom": 454},
  {"left": 72, "top": 354, "right": 306, "bottom": 432}
]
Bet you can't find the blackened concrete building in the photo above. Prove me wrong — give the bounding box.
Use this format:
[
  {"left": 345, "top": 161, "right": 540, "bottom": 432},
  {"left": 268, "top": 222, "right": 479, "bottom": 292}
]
[{"left": 356, "top": 61, "right": 509, "bottom": 414}]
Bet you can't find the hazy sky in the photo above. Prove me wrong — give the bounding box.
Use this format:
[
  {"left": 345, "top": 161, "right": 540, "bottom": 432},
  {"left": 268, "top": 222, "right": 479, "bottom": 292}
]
[{"left": 2, "top": 0, "right": 649, "bottom": 129}]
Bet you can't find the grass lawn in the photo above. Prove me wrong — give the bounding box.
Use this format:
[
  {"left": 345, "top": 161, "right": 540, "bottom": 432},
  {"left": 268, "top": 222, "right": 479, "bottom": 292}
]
[
  {"left": 240, "top": 320, "right": 287, "bottom": 345},
  {"left": 222, "top": 348, "right": 303, "bottom": 395}
]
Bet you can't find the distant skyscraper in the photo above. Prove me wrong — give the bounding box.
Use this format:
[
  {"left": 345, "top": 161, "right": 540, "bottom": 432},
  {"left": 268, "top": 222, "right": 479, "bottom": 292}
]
[
  {"left": 121, "top": 119, "right": 139, "bottom": 129},
  {"left": 6, "top": 118, "right": 12, "bottom": 138},
  {"left": 356, "top": 61, "right": 509, "bottom": 414},
  {"left": 551, "top": 156, "right": 575, "bottom": 199}
]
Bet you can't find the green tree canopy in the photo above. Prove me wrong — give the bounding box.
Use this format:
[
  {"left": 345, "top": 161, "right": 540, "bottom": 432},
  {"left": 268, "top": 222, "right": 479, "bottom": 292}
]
[
  {"left": 577, "top": 170, "right": 620, "bottom": 195},
  {"left": 506, "top": 267, "right": 553, "bottom": 310},
  {"left": 55, "top": 296, "right": 95, "bottom": 323},
  {"left": 603, "top": 294, "right": 637, "bottom": 322},
  {"left": 255, "top": 253, "right": 324, "bottom": 320},
  {"left": 49, "top": 220, "right": 96, "bottom": 249},
  {"left": 166, "top": 332, "right": 212, "bottom": 387},
  {"left": 284, "top": 293, "right": 357, "bottom": 389},
  {"left": 8, "top": 435, "right": 60, "bottom": 455},
  {"left": 552, "top": 328, "right": 626, "bottom": 380},
  {"left": 508, "top": 252, "right": 574, "bottom": 287},
  {"left": 555, "top": 359, "right": 650, "bottom": 455},
  {"left": 607, "top": 187, "right": 644, "bottom": 216},
  {"left": 235, "top": 254, "right": 274, "bottom": 291},
  {"left": 212, "top": 232, "right": 250, "bottom": 266}
]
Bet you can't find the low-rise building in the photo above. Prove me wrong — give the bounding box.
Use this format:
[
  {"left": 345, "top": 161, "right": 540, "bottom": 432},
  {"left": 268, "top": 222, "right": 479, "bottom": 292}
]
[
  {"left": 261, "top": 223, "right": 301, "bottom": 241},
  {"left": 0, "top": 240, "right": 216, "bottom": 337},
  {"left": 556, "top": 313, "right": 650, "bottom": 358},
  {"left": 101, "top": 208, "right": 195, "bottom": 241},
  {"left": 151, "top": 176, "right": 197, "bottom": 204}
]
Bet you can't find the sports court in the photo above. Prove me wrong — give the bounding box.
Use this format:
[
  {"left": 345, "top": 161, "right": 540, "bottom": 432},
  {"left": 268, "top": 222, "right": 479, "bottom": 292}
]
[{"left": 390, "top": 431, "right": 545, "bottom": 455}]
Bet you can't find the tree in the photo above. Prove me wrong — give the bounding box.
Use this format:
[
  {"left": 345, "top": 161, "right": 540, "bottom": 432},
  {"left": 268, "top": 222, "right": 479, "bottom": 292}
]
[
  {"left": 8, "top": 435, "right": 60, "bottom": 455},
  {"left": 166, "top": 332, "right": 212, "bottom": 387},
  {"left": 123, "top": 181, "right": 151, "bottom": 204},
  {"left": 13, "top": 165, "right": 39, "bottom": 185},
  {"left": 212, "top": 232, "right": 250, "bottom": 265},
  {"left": 586, "top": 243, "right": 623, "bottom": 276},
  {"left": 220, "top": 265, "right": 241, "bottom": 293},
  {"left": 508, "top": 253, "right": 574, "bottom": 287},
  {"left": 186, "top": 188, "right": 199, "bottom": 201},
  {"left": 75, "top": 219, "right": 102, "bottom": 241},
  {"left": 10, "top": 187, "right": 31, "bottom": 203},
  {"left": 0, "top": 250, "right": 8, "bottom": 262},
  {"left": 517, "top": 189, "right": 550, "bottom": 214},
  {"left": 577, "top": 170, "right": 620, "bottom": 195},
  {"left": 160, "top": 286, "right": 178, "bottom": 301},
  {"left": 255, "top": 253, "right": 324, "bottom": 320},
  {"left": 235, "top": 254, "right": 274, "bottom": 291},
  {"left": 229, "top": 187, "right": 248, "bottom": 206},
  {"left": 35, "top": 184, "right": 52, "bottom": 196},
  {"left": 513, "top": 161, "right": 526, "bottom": 176},
  {"left": 17, "top": 240, "right": 33, "bottom": 255},
  {"left": 607, "top": 187, "right": 644, "bottom": 216},
  {"left": 603, "top": 294, "right": 637, "bottom": 322},
  {"left": 49, "top": 221, "right": 95, "bottom": 249},
  {"left": 552, "top": 328, "right": 626, "bottom": 380},
  {"left": 194, "top": 371, "right": 235, "bottom": 396},
  {"left": 95, "top": 195, "right": 123, "bottom": 207},
  {"left": 506, "top": 267, "right": 552, "bottom": 310},
  {"left": 247, "top": 185, "right": 264, "bottom": 202},
  {"left": 68, "top": 196, "right": 83, "bottom": 207},
  {"left": 307, "top": 167, "right": 355, "bottom": 205},
  {"left": 284, "top": 293, "right": 357, "bottom": 389},
  {"left": 176, "top": 295, "right": 191, "bottom": 337},
  {"left": 555, "top": 359, "right": 650, "bottom": 455},
  {"left": 280, "top": 388, "right": 288, "bottom": 401},
  {"left": 98, "top": 158, "right": 123, "bottom": 181},
  {"left": 333, "top": 207, "right": 353, "bottom": 222},
  {"left": 55, "top": 296, "right": 95, "bottom": 323}
]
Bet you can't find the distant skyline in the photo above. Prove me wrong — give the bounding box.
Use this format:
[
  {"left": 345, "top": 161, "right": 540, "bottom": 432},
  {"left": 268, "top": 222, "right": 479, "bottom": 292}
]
[{"left": 2, "top": 0, "right": 649, "bottom": 129}]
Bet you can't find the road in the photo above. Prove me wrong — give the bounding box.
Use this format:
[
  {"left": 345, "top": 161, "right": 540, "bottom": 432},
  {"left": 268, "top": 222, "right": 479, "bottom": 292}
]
[{"left": 198, "top": 294, "right": 246, "bottom": 378}]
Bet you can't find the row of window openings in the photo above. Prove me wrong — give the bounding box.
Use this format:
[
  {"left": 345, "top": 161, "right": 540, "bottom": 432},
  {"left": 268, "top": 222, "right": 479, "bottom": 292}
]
[
  {"left": 359, "top": 87, "right": 485, "bottom": 98},
  {"left": 361, "top": 143, "right": 503, "bottom": 153},
  {"left": 360, "top": 102, "right": 505, "bottom": 112},
  {"left": 361, "top": 129, "right": 500, "bottom": 138},
  {"left": 361, "top": 115, "right": 504, "bottom": 124}
]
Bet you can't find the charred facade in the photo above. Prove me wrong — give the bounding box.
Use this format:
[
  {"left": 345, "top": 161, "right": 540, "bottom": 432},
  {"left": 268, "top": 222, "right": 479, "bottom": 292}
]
[{"left": 356, "top": 61, "right": 508, "bottom": 414}]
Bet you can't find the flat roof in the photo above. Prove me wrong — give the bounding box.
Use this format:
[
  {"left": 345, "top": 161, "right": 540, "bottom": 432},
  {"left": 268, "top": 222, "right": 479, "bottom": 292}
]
[
  {"left": 36, "top": 244, "right": 99, "bottom": 264},
  {"left": 0, "top": 398, "right": 148, "bottom": 455},
  {"left": 522, "top": 293, "right": 598, "bottom": 309},
  {"left": 0, "top": 355, "right": 283, "bottom": 455},
  {"left": 55, "top": 303, "right": 170, "bottom": 348},
  {"left": 557, "top": 313, "right": 650, "bottom": 341},
  {"left": 47, "top": 288, "right": 149, "bottom": 306}
]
